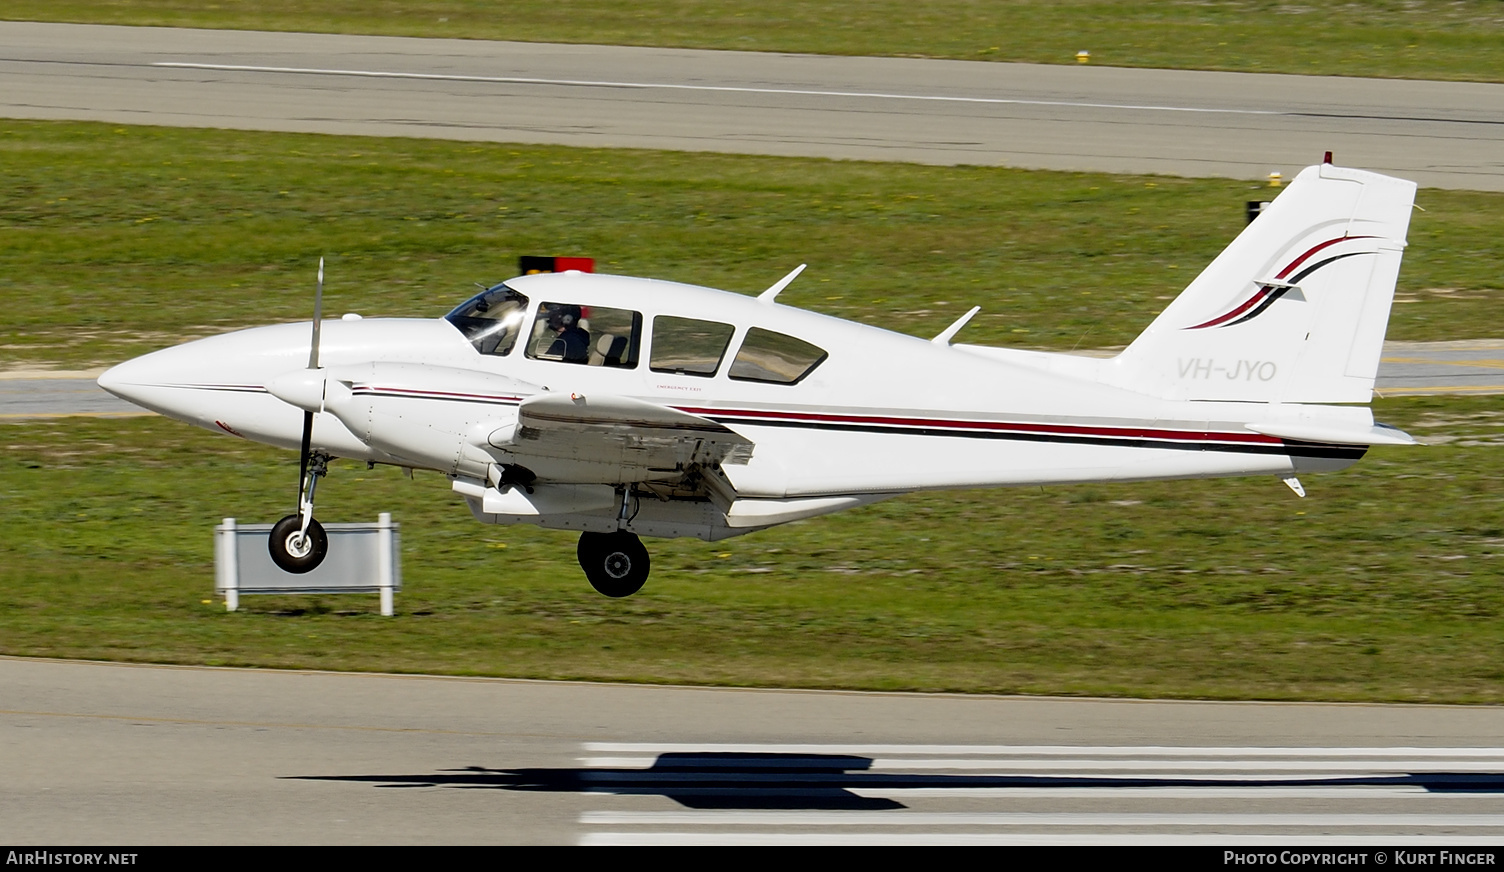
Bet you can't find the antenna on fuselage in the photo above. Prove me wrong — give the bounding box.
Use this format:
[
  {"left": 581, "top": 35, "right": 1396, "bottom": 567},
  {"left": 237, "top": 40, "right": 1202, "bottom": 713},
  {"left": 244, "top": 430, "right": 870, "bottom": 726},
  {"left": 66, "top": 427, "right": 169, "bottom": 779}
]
[
  {"left": 758, "top": 263, "right": 807, "bottom": 304},
  {"left": 932, "top": 306, "right": 981, "bottom": 345}
]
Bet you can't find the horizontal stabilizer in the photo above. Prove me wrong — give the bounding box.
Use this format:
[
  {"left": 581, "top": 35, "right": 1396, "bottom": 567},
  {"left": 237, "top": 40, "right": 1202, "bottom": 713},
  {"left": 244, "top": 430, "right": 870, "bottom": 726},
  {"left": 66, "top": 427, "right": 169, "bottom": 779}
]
[{"left": 1246, "top": 421, "right": 1416, "bottom": 446}]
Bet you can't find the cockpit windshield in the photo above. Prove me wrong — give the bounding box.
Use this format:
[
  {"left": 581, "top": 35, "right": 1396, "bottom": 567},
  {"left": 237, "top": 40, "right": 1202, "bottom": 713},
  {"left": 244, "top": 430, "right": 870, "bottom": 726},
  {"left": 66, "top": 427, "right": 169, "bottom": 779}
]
[{"left": 445, "top": 283, "right": 530, "bottom": 356}]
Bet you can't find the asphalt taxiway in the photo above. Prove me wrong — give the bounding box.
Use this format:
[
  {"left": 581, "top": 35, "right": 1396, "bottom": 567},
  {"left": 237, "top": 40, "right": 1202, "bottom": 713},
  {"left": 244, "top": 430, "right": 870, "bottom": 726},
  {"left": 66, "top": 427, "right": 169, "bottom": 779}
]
[{"left": 1, "top": 22, "right": 1502, "bottom": 190}]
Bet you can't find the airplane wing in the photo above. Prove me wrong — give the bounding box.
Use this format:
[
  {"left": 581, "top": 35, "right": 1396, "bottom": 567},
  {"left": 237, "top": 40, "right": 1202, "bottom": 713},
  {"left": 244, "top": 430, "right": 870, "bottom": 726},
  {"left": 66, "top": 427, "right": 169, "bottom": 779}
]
[{"left": 494, "top": 392, "right": 755, "bottom": 473}]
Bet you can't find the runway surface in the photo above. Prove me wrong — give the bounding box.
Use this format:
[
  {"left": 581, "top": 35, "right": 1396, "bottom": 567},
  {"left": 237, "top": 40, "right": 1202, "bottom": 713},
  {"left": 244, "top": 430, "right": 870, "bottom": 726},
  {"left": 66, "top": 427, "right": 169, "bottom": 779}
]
[
  {"left": 3, "top": 340, "right": 1498, "bottom": 420},
  {"left": 5, "top": 656, "right": 1504, "bottom": 845},
  {"left": 3, "top": 22, "right": 1503, "bottom": 190}
]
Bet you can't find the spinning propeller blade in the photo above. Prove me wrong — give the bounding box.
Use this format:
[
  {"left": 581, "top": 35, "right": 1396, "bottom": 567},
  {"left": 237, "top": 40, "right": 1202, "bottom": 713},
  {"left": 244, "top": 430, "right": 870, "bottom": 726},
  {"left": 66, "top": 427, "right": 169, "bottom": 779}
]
[
  {"left": 297, "top": 258, "right": 324, "bottom": 501},
  {"left": 309, "top": 257, "right": 324, "bottom": 369}
]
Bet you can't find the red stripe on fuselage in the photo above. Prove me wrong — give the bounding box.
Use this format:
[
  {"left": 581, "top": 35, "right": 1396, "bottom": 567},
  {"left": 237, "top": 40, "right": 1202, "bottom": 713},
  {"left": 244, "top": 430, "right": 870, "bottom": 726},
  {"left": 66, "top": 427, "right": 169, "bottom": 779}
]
[
  {"left": 356, "top": 385, "right": 524, "bottom": 403},
  {"left": 346, "top": 385, "right": 1291, "bottom": 449},
  {"left": 672, "top": 405, "right": 1284, "bottom": 447}
]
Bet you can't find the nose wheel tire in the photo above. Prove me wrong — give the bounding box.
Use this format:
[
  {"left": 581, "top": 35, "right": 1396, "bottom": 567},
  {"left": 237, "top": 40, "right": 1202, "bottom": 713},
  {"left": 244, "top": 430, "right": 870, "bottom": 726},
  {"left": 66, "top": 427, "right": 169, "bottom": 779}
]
[
  {"left": 269, "top": 514, "right": 329, "bottom": 574},
  {"left": 577, "top": 531, "right": 650, "bottom": 598}
]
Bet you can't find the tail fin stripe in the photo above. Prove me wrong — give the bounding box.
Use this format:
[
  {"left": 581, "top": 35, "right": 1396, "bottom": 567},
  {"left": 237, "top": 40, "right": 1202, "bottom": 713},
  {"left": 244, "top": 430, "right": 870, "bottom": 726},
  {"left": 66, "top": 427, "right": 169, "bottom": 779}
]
[
  {"left": 1185, "top": 243, "right": 1381, "bottom": 331},
  {"left": 1224, "top": 286, "right": 1295, "bottom": 327},
  {"left": 1185, "top": 235, "right": 1354, "bottom": 330},
  {"left": 1186, "top": 287, "right": 1275, "bottom": 330},
  {"left": 1222, "top": 251, "right": 1378, "bottom": 328},
  {"left": 1275, "top": 234, "right": 1377, "bottom": 280},
  {"left": 1286, "top": 250, "right": 1375, "bottom": 284}
]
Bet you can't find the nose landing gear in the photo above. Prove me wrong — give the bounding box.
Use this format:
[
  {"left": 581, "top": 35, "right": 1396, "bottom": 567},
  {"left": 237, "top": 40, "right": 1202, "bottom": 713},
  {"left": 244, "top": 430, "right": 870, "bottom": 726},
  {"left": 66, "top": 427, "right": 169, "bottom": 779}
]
[
  {"left": 269, "top": 513, "right": 328, "bottom": 573},
  {"left": 269, "top": 260, "right": 333, "bottom": 576},
  {"left": 269, "top": 450, "right": 330, "bottom": 574}
]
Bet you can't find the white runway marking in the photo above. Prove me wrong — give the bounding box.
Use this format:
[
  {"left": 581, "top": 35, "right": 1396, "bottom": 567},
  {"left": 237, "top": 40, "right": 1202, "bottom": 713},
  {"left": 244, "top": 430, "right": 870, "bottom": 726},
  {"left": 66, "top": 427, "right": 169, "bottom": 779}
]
[
  {"left": 584, "top": 811, "right": 1504, "bottom": 827},
  {"left": 852, "top": 786, "right": 1442, "bottom": 798},
  {"left": 585, "top": 742, "right": 1504, "bottom": 756},
  {"left": 153, "top": 62, "right": 1282, "bottom": 117},
  {"left": 577, "top": 743, "right": 1504, "bottom": 845},
  {"left": 584, "top": 756, "right": 1504, "bottom": 771},
  {"left": 581, "top": 833, "right": 1504, "bottom": 846}
]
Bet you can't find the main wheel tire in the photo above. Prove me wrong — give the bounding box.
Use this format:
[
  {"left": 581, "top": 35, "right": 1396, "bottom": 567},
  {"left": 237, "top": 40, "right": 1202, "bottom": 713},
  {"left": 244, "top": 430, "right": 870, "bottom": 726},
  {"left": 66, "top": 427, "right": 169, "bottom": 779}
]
[
  {"left": 577, "top": 531, "right": 650, "bottom": 598},
  {"left": 269, "top": 514, "right": 329, "bottom": 574}
]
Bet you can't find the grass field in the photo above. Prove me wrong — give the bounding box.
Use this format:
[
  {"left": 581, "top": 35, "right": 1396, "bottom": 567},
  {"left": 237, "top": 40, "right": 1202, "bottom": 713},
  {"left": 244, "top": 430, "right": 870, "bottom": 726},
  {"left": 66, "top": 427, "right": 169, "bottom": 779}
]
[
  {"left": 2, "top": 398, "right": 1502, "bottom": 702},
  {"left": 7, "top": 1, "right": 1504, "bottom": 83},
  {"left": 3, "top": 120, "right": 1502, "bottom": 372}
]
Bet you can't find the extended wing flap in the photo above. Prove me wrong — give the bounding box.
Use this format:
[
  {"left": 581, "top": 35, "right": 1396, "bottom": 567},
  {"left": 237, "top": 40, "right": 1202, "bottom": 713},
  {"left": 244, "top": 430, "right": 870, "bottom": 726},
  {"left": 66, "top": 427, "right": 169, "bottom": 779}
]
[{"left": 506, "top": 392, "right": 754, "bottom": 468}]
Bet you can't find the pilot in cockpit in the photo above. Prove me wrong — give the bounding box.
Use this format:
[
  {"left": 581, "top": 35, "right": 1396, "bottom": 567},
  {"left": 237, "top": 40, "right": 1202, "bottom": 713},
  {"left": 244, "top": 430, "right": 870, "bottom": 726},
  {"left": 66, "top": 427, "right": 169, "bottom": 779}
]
[{"left": 545, "top": 304, "right": 590, "bottom": 363}]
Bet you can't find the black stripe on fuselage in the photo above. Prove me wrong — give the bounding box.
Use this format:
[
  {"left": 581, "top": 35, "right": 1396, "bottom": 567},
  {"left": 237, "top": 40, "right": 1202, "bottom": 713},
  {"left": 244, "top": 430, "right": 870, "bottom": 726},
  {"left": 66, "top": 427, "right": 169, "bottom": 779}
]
[
  {"left": 708, "top": 415, "right": 1367, "bottom": 460},
  {"left": 164, "top": 383, "right": 269, "bottom": 394},
  {"left": 350, "top": 387, "right": 522, "bottom": 408},
  {"left": 341, "top": 386, "right": 1365, "bottom": 461}
]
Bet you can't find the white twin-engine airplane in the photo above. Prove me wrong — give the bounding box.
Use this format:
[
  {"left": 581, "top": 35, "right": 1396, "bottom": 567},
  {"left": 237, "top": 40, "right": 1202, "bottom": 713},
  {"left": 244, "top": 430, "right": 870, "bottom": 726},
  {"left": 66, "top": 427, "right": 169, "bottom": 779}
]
[{"left": 99, "top": 159, "right": 1417, "bottom": 598}]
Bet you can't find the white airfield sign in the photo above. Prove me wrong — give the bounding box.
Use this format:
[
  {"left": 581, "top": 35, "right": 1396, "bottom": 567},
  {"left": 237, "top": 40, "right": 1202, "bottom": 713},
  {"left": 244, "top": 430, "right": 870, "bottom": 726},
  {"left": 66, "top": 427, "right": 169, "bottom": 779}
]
[{"left": 100, "top": 159, "right": 1417, "bottom": 597}]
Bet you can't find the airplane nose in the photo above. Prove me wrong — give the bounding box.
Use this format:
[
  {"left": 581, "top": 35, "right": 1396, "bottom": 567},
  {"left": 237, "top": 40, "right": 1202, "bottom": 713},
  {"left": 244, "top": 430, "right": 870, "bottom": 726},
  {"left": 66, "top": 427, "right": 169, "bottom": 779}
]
[
  {"left": 96, "top": 340, "right": 254, "bottom": 421},
  {"left": 97, "top": 352, "right": 172, "bottom": 409},
  {"left": 93, "top": 323, "right": 358, "bottom": 451},
  {"left": 96, "top": 363, "right": 123, "bottom": 396}
]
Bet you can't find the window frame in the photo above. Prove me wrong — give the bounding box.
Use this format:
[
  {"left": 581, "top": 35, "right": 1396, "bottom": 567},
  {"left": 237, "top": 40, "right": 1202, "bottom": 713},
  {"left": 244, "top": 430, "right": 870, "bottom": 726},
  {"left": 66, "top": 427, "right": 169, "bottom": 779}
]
[
  {"left": 648, "top": 314, "right": 737, "bottom": 378},
  {"left": 726, "top": 327, "right": 829, "bottom": 386}
]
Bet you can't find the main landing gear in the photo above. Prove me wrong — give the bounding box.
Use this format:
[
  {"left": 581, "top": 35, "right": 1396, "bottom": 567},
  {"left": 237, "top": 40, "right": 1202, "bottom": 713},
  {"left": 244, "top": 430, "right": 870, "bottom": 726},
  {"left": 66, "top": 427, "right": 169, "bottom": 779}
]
[
  {"left": 269, "top": 450, "right": 329, "bottom": 574},
  {"left": 577, "top": 530, "right": 650, "bottom": 598}
]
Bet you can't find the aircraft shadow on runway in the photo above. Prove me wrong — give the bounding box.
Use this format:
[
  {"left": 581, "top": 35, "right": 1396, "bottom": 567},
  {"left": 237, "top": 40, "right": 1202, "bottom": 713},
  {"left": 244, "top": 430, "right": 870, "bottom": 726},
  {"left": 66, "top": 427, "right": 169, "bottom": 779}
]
[{"left": 287, "top": 753, "right": 1504, "bottom": 810}]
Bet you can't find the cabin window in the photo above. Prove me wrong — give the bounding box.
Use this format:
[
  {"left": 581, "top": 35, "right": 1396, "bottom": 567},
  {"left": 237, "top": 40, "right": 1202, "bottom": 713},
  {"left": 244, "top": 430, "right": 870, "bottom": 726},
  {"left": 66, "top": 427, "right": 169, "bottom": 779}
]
[
  {"left": 445, "top": 284, "right": 530, "bottom": 356},
  {"left": 650, "top": 316, "right": 735, "bottom": 377},
  {"left": 526, "top": 302, "right": 642, "bottom": 367},
  {"left": 728, "top": 328, "right": 828, "bottom": 385}
]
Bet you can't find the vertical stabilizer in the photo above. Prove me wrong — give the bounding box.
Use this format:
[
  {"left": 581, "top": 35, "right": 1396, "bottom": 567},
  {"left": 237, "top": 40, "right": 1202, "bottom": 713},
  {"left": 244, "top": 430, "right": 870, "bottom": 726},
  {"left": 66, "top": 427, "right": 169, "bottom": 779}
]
[{"left": 1108, "top": 164, "right": 1416, "bottom": 404}]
